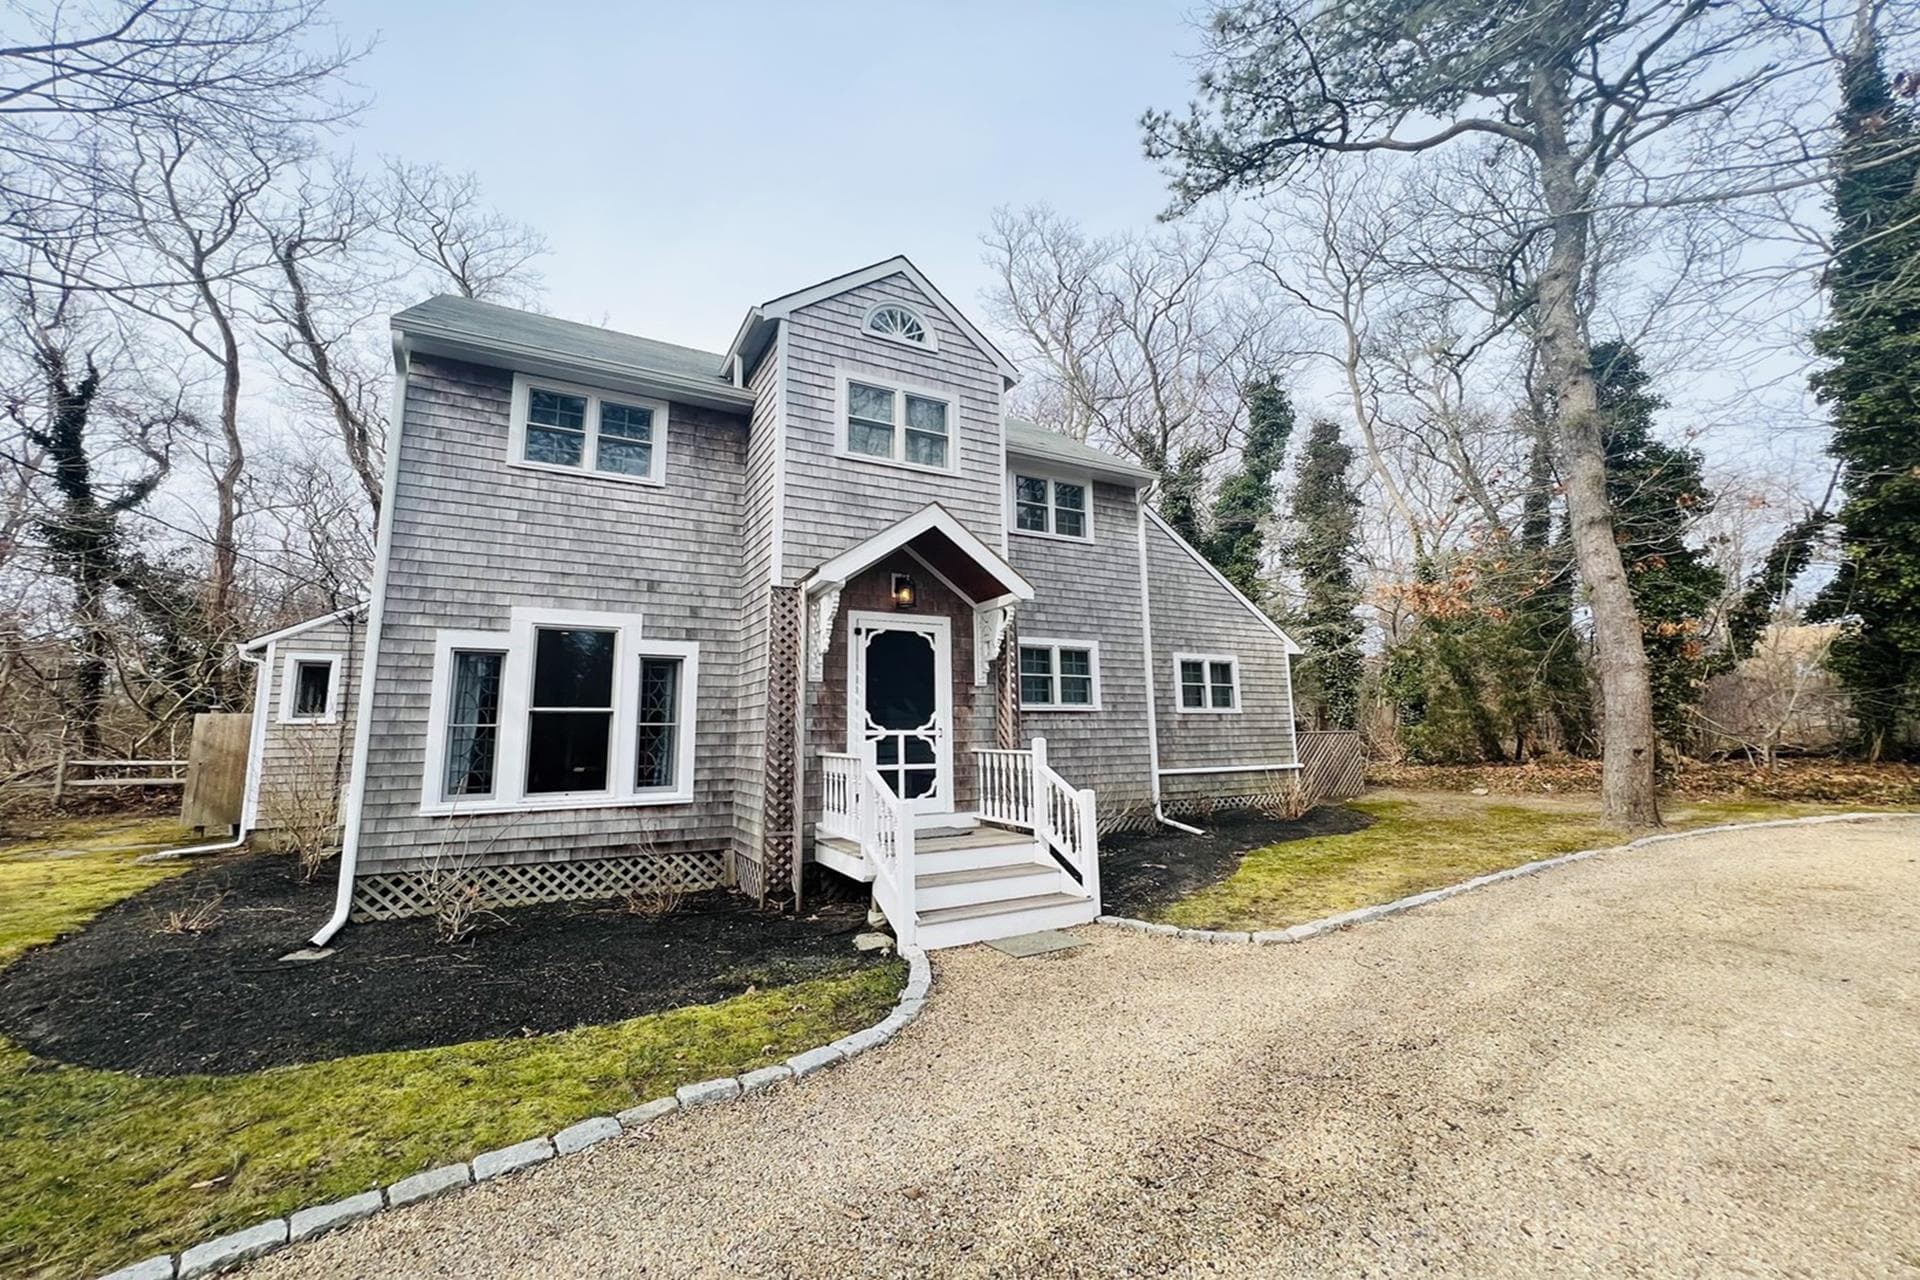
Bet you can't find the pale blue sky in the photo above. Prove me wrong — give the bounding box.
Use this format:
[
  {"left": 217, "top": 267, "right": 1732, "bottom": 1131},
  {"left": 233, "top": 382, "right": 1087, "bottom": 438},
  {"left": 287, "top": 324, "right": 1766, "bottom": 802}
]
[{"left": 327, "top": 0, "right": 1205, "bottom": 351}]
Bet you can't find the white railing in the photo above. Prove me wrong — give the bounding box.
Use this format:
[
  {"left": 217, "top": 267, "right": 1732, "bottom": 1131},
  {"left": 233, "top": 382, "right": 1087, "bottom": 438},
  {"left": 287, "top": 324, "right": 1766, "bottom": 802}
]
[
  {"left": 858, "top": 765, "right": 918, "bottom": 947},
  {"left": 973, "top": 747, "right": 1034, "bottom": 828},
  {"left": 820, "top": 751, "right": 862, "bottom": 841},
  {"left": 971, "top": 737, "right": 1099, "bottom": 905}
]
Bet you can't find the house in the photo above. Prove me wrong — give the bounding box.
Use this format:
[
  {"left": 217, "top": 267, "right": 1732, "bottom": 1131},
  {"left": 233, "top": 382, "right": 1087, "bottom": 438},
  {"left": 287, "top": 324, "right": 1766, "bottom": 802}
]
[
  {"left": 308, "top": 257, "right": 1303, "bottom": 950},
  {"left": 234, "top": 604, "right": 367, "bottom": 838}
]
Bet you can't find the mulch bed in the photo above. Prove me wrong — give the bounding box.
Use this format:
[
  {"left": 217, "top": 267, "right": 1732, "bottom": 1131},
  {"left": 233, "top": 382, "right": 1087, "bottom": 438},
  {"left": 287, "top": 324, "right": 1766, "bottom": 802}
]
[
  {"left": 0, "top": 852, "right": 891, "bottom": 1077},
  {"left": 1098, "top": 805, "right": 1373, "bottom": 919}
]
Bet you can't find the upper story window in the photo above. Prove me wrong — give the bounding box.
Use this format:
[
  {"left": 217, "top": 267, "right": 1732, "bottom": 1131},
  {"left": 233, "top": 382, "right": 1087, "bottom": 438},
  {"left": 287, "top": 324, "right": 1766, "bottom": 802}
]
[
  {"left": 508, "top": 373, "right": 668, "bottom": 486},
  {"left": 863, "top": 303, "right": 935, "bottom": 351},
  {"left": 278, "top": 652, "right": 340, "bottom": 724},
  {"left": 1174, "top": 653, "right": 1240, "bottom": 713},
  {"left": 1019, "top": 640, "right": 1100, "bottom": 711},
  {"left": 1012, "top": 473, "right": 1090, "bottom": 541},
  {"left": 838, "top": 370, "right": 956, "bottom": 472}
]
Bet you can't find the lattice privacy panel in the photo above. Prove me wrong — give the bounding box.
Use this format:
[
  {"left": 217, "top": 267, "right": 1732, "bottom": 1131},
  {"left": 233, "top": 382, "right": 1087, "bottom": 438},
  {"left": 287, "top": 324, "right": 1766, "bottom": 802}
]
[
  {"left": 350, "top": 850, "right": 726, "bottom": 922},
  {"left": 762, "top": 584, "right": 803, "bottom": 908},
  {"left": 1295, "top": 730, "right": 1368, "bottom": 802},
  {"left": 994, "top": 622, "right": 1019, "bottom": 750},
  {"left": 733, "top": 849, "right": 766, "bottom": 904}
]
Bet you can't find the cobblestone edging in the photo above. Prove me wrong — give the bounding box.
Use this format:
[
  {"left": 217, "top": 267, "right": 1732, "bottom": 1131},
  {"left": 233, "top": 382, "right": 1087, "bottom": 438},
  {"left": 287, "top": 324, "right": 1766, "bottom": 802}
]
[
  {"left": 99, "top": 946, "right": 933, "bottom": 1280},
  {"left": 1098, "top": 812, "right": 1920, "bottom": 946}
]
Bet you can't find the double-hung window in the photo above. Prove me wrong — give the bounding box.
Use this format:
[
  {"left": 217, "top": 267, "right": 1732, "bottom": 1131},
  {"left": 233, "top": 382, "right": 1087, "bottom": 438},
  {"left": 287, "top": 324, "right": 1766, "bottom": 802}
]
[
  {"left": 1175, "top": 654, "right": 1240, "bottom": 712},
  {"left": 278, "top": 653, "right": 340, "bottom": 723},
  {"left": 1012, "top": 474, "right": 1090, "bottom": 540},
  {"left": 840, "top": 372, "right": 954, "bottom": 471},
  {"left": 424, "top": 611, "right": 699, "bottom": 814},
  {"left": 510, "top": 374, "right": 668, "bottom": 485},
  {"left": 1019, "top": 640, "right": 1099, "bottom": 710}
]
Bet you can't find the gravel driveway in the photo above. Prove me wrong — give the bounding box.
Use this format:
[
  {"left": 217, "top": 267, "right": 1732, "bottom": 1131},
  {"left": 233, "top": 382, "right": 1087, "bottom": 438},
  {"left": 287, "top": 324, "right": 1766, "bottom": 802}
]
[{"left": 249, "top": 818, "right": 1920, "bottom": 1278}]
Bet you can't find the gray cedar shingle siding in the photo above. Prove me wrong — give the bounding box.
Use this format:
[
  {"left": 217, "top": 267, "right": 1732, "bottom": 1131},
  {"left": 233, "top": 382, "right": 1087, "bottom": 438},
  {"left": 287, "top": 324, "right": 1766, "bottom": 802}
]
[
  {"left": 1144, "top": 516, "right": 1300, "bottom": 802},
  {"left": 730, "top": 332, "right": 786, "bottom": 886},
  {"left": 778, "top": 274, "right": 1007, "bottom": 584},
  {"left": 1006, "top": 481, "right": 1155, "bottom": 818},
  {"left": 354, "top": 355, "right": 750, "bottom": 876},
  {"left": 256, "top": 613, "right": 360, "bottom": 826}
]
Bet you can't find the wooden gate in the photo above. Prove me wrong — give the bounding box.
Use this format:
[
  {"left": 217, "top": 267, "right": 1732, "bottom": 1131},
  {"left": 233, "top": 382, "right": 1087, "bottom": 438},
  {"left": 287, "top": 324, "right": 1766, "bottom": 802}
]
[{"left": 180, "top": 712, "right": 251, "bottom": 834}]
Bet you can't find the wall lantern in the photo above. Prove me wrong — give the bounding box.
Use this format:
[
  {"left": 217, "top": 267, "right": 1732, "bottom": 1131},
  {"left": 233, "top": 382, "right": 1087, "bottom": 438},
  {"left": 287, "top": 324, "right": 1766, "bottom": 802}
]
[{"left": 890, "top": 573, "right": 917, "bottom": 610}]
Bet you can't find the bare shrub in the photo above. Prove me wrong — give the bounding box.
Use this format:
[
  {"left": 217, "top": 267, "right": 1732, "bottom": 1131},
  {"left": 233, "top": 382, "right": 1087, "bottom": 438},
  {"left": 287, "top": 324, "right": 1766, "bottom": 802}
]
[
  {"left": 622, "top": 885, "right": 685, "bottom": 920},
  {"left": 419, "top": 815, "right": 516, "bottom": 944},
  {"left": 1256, "top": 773, "right": 1312, "bottom": 821},
  {"left": 256, "top": 732, "right": 344, "bottom": 882},
  {"left": 160, "top": 891, "right": 228, "bottom": 935}
]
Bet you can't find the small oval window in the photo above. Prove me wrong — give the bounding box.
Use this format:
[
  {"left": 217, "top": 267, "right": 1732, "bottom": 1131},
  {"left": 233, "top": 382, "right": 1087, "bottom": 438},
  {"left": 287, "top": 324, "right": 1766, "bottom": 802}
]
[{"left": 866, "top": 304, "right": 929, "bottom": 346}]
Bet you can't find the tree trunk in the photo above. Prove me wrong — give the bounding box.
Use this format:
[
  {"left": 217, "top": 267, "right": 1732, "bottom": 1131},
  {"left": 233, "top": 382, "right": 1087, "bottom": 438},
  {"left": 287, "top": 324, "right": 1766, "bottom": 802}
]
[{"left": 1531, "top": 72, "right": 1661, "bottom": 828}]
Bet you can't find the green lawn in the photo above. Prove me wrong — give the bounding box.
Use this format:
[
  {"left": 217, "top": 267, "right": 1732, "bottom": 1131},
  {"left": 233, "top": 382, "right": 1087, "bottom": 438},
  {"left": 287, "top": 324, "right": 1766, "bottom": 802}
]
[
  {"left": 0, "top": 819, "right": 903, "bottom": 1280},
  {"left": 1156, "top": 790, "right": 1892, "bottom": 932}
]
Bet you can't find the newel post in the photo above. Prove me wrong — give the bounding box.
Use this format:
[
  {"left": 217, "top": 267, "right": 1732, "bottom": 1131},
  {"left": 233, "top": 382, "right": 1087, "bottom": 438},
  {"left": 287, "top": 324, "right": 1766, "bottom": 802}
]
[{"left": 1029, "top": 736, "right": 1050, "bottom": 847}]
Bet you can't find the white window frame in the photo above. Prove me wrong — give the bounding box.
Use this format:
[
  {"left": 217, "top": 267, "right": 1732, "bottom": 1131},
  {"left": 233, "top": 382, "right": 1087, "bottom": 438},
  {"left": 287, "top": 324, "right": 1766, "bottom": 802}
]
[
  {"left": 420, "top": 608, "right": 699, "bottom": 815},
  {"left": 506, "top": 373, "right": 670, "bottom": 488},
  {"left": 1017, "top": 638, "right": 1102, "bottom": 712},
  {"left": 833, "top": 367, "right": 960, "bottom": 476},
  {"left": 861, "top": 302, "right": 938, "bottom": 353},
  {"left": 1009, "top": 469, "right": 1094, "bottom": 543},
  {"left": 277, "top": 651, "right": 341, "bottom": 724},
  {"left": 1172, "top": 651, "right": 1241, "bottom": 714}
]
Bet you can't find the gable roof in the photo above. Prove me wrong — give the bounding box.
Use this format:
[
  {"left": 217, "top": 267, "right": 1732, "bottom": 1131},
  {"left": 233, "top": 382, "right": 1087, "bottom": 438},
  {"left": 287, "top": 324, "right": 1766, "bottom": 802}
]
[
  {"left": 802, "top": 502, "right": 1034, "bottom": 604},
  {"left": 1004, "top": 418, "right": 1157, "bottom": 487},
  {"left": 1144, "top": 509, "right": 1304, "bottom": 655},
  {"left": 239, "top": 602, "right": 369, "bottom": 655},
  {"left": 723, "top": 256, "right": 1020, "bottom": 385},
  {"left": 392, "top": 295, "right": 753, "bottom": 412}
]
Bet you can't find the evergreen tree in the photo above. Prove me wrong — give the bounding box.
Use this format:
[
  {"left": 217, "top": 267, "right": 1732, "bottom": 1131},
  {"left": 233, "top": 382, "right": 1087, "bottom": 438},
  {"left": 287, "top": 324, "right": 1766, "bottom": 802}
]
[
  {"left": 1204, "top": 376, "right": 1295, "bottom": 600},
  {"left": 1290, "top": 418, "right": 1364, "bottom": 729},
  {"left": 1593, "top": 341, "right": 1726, "bottom": 749},
  {"left": 1805, "top": 20, "right": 1920, "bottom": 756},
  {"left": 1146, "top": 441, "right": 1209, "bottom": 547}
]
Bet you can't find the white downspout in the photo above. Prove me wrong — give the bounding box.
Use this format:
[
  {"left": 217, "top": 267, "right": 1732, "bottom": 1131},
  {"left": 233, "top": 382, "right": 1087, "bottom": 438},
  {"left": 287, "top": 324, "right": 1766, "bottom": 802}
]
[
  {"left": 1136, "top": 498, "right": 1204, "bottom": 836},
  {"left": 148, "top": 645, "right": 271, "bottom": 860},
  {"left": 312, "top": 335, "right": 410, "bottom": 945}
]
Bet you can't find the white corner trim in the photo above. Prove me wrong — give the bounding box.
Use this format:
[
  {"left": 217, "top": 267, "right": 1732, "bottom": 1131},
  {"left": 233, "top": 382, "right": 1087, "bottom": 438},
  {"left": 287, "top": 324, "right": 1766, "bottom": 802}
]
[
  {"left": 1015, "top": 637, "right": 1103, "bottom": 712},
  {"left": 1172, "top": 651, "right": 1242, "bottom": 714},
  {"left": 236, "top": 644, "right": 274, "bottom": 833},
  {"left": 506, "top": 371, "right": 670, "bottom": 489},
  {"left": 277, "top": 651, "right": 344, "bottom": 724},
  {"left": 1144, "top": 507, "right": 1302, "bottom": 654}
]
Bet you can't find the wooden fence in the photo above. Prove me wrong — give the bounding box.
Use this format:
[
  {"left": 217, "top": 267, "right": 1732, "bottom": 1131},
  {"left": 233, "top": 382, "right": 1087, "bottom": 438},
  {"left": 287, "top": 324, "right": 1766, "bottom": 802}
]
[
  {"left": 180, "top": 712, "right": 250, "bottom": 834},
  {"left": 1297, "top": 729, "right": 1368, "bottom": 804}
]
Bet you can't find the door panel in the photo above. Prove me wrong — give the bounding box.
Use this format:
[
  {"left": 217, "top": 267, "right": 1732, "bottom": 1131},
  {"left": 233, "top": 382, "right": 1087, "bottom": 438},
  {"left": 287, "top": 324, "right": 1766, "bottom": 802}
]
[{"left": 850, "top": 615, "right": 952, "bottom": 814}]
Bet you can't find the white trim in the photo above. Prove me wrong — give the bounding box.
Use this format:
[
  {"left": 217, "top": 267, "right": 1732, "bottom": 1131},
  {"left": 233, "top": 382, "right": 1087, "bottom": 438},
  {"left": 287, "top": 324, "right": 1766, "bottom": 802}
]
[
  {"left": 1173, "top": 652, "right": 1242, "bottom": 714},
  {"left": 861, "top": 301, "right": 938, "bottom": 353},
  {"left": 418, "top": 607, "right": 700, "bottom": 817},
  {"left": 900, "top": 545, "right": 976, "bottom": 607},
  {"left": 802, "top": 502, "right": 1036, "bottom": 602},
  {"left": 236, "top": 644, "right": 273, "bottom": 832},
  {"left": 834, "top": 366, "right": 962, "bottom": 475},
  {"left": 1016, "top": 637, "right": 1103, "bottom": 712},
  {"left": 315, "top": 334, "right": 412, "bottom": 945},
  {"left": 1144, "top": 507, "right": 1303, "bottom": 654},
  {"left": 847, "top": 610, "right": 954, "bottom": 817},
  {"left": 1008, "top": 467, "right": 1095, "bottom": 543},
  {"left": 240, "top": 602, "right": 368, "bottom": 654},
  {"left": 1136, "top": 501, "right": 1164, "bottom": 802},
  {"left": 767, "top": 320, "right": 788, "bottom": 586},
  {"left": 277, "top": 651, "right": 343, "bottom": 724},
  {"left": 752, "top": 256, "right": 1019, "bottom": 382},
  {"left": 507, "top": 372, "right": 670, "bottom": 489},
  {"left": 1157, "top": 762, "right": 1304, "bottom": 777}
]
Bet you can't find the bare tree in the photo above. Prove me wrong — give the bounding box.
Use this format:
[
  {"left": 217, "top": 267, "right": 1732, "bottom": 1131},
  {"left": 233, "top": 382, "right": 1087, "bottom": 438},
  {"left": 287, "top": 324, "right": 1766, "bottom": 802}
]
[
  {"left": 380, "top": 160, "right": 548, "bottom": 304},
  {"left": 1145, "top": 0, "right": 1868, "bottom": 826}
]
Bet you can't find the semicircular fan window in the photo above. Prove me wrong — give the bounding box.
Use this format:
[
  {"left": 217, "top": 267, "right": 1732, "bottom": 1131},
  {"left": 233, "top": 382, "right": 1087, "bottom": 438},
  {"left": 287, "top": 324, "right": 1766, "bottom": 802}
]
[{"left": 866, "top": 304, "right": 929, "bottom": 345}]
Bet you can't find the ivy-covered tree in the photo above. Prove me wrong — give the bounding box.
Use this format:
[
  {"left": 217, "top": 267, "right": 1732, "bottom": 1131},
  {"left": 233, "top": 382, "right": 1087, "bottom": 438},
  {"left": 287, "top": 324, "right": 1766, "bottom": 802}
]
[
  {"left": 1204, "top": 376, "right": 1295, "bottom": 600},
  {"left": 1593, "top": 341, "right": 1725, "bottom": 749},
  {"left": 1805, "top": 16, "right": 1920, "bottom": 757},
  {"left": 1289, "top": 417, "right": 1363, "bottom": 729}
]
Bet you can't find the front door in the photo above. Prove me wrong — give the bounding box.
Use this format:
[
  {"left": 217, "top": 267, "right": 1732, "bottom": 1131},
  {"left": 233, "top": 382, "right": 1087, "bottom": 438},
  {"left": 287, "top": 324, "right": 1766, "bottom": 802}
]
[{"left": 848, "top": 611, "right": 952, "bottom": 815}]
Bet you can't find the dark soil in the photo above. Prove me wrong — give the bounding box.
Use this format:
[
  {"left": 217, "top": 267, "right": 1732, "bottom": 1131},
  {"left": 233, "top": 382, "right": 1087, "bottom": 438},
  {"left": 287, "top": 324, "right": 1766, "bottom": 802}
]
[
  {"left": 1099, "top": 805, "right": 1374, "bottom": 918},
  {"left": 0, "top": 853, "right": 893, "bottom": 1076}
]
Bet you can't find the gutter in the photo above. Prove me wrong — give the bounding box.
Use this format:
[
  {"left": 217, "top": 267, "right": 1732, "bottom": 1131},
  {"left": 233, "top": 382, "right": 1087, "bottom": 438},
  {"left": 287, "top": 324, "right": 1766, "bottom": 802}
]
[
  {"left": 312, "top": 335, "right": 411, "bottom": 946},
  {"left": 1135, "top": 498, "right": 1205, "bottom": 837}
]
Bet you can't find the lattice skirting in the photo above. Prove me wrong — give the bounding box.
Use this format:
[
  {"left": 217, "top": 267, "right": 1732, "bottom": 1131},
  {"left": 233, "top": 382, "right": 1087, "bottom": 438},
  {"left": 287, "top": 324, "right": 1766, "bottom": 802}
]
[{"left": 351, "top": 850, "right": 728, "bottom": 922}]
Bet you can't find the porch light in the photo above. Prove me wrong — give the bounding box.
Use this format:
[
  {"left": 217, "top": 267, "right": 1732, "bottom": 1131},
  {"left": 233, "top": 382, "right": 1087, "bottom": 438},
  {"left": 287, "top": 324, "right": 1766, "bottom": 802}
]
[{"left": 891, "top": 573, "right": 917, "bottom": 610}]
